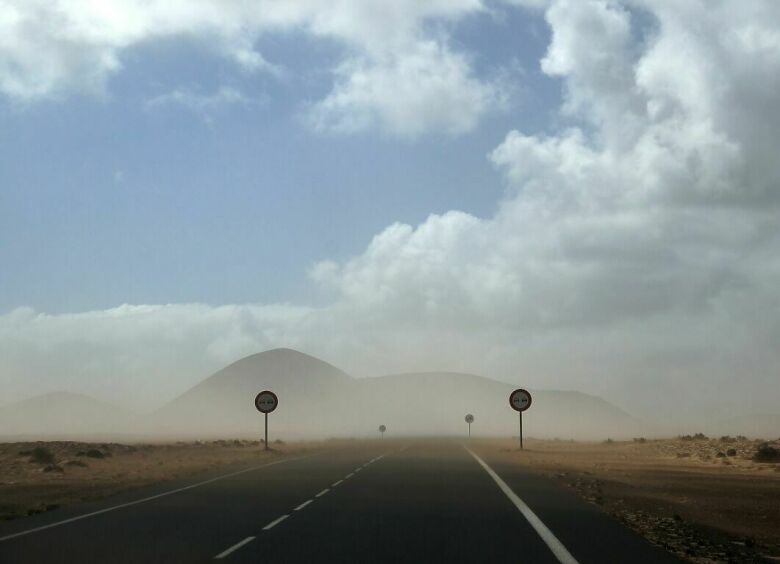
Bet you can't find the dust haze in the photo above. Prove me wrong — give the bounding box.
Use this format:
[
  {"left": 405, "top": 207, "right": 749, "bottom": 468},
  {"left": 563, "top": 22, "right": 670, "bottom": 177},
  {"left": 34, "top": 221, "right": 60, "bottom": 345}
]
[{"left": 2, "top": 348, "right": 777, "bottom": 442}]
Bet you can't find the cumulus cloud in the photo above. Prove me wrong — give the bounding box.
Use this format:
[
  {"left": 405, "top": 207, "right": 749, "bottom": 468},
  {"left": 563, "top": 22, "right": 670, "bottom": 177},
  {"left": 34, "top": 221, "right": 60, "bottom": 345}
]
[
  {"left": 0, "top": 0, "right": 502, "bottom": 136},
  {"left": 3, "top": 1, "right": 780, "bottom": 422},
  {"left": 306, "top": 41, "right": 507, "bottom": 137}
]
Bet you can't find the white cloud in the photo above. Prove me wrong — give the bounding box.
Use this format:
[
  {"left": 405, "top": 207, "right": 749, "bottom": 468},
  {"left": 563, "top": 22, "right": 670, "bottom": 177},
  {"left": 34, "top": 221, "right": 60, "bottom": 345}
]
[
  {"left": 0, "top": 0, "right": 501, "bottom": 136},
  {"left": 144, "top": 86, "right": 251, "bottom": 118},
  {"left": 306, "top": 40, "right": 507, "bottom": 137}
]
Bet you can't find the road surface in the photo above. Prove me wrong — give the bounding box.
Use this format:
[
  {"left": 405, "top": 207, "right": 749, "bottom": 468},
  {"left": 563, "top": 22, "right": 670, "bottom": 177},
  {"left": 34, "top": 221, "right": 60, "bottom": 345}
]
[{"left": 0, "top": 440, "right": 678, "bottom": 563}]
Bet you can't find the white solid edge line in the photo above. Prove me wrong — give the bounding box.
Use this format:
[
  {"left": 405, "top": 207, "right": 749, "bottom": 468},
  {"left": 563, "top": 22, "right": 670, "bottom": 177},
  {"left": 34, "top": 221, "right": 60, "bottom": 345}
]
[
  {"left": 262, "top": 514, "right": 289, "bottom": 531},
  {"left": 315, "top": 488, "right": 330, "bottom": 498},
  {"left": 332, "top": 480, "right": 343, "bottom": 487},
  {"left": 464, "top": 446, "right": 579, "bottom": 564},
  {"left": 0, "top": 454, "right": 313, "bottom": 543},
  {"left": 294, "top": 499, "right": 314, "bottom": 511},
  {"left": 345, "top": 473, "right": 354, "bottom": 478},
  {"left": 214, "top": 536, "right": 255, "bottom": 559}
]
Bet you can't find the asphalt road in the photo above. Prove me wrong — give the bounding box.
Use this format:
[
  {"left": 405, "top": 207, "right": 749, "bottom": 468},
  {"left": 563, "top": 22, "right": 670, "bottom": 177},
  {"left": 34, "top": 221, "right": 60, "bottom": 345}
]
[{"left": 0, "top": 440, "right": 678, "bottom": 563}]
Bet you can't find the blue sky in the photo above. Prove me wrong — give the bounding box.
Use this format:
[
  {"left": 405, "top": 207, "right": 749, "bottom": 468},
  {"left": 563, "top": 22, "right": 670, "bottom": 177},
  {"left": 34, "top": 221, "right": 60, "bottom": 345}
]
[{"left": 1, "top": 5, "right": 556, "bottom": 313}]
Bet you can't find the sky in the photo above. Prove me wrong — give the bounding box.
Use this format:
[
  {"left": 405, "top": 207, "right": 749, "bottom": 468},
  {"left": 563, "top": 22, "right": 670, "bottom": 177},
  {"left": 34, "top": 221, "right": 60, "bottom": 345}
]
[{"left": 1, "top": 0, "right": 779, "bottom": 424}]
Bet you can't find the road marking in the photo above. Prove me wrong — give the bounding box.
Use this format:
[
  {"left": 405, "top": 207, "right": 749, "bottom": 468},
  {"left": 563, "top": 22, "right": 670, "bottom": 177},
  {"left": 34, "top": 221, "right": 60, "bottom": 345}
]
[
  {"left": 262, "top": 514, "right": 289, "bottom": 531},
  {"left": 332, "top": 480, "right": 343, "bottom": 487},
  {"left": 214, "top": 536, "right": 255, "bottom": 559},
  {"left": 354, "top": 467, "right": 362, "bottom": 473},
  {"left": 0, "top": 454, "right": 314, "bottom": 544},
  {"left": 345, "top": 472, "right": 354, "bottom": 478},
  {"left": 294, "top": 499, "right": 313, "bottom": 511},
  {"left": 464, "top": 447, "right": 579, "bottom": 564},
  {"left": 315, "top": 488, "right": 330, "bottom": 498}
]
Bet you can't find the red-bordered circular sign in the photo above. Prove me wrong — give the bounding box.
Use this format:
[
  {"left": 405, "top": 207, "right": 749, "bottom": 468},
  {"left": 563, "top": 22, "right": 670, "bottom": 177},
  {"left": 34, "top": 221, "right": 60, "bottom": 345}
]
[
  {"left": 509, "top": 388, "right": 532, "bottom": 412},
  {"left": 379, "top": 425, "right": 386, "bottom": 433},
  {"left": 255, "top": 390, "right": 278, "bottom": 413},
  {"left": 465, "top": 414, "right": 474, "bottom": 423}
]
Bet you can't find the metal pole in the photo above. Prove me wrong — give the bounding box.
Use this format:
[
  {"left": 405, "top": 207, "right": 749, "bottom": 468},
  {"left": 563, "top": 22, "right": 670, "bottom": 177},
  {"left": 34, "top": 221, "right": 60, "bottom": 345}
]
[
  {"left": 519, "top": 411, "right": 523, "bottom": 450},
  {"left": 264, "top": 412, "right": 268, "bottom": 451},
  {"left": 468, "top": 423, "right": 471, "bottom": 438}
]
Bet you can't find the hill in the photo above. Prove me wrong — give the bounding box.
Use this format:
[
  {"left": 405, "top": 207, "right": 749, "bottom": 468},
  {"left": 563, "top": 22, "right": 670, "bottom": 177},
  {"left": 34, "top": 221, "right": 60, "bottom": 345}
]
[
  {"left": 150, "top": 348, "right": 353, "bottom": 437},
  {"left": 0, "top": 391, "right": 133, "bottom": 439},
  {"left": 346, "top": 372, "right": 641, "bottom": 439},
  {"left": 152, "top": 349, "right": 641, "bottom": 439}
]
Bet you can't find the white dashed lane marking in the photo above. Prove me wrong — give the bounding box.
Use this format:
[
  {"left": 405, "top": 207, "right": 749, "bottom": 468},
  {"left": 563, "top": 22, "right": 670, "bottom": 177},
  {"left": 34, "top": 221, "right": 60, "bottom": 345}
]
[
  {"left": 294, "top": 499, "right": 313, "bottom": 511},
  {"left": 214, "top": 537, "right": 255, "bottom": 560},
  {"left": 262, "top": 514, "right": 289, "bottom": 531}
]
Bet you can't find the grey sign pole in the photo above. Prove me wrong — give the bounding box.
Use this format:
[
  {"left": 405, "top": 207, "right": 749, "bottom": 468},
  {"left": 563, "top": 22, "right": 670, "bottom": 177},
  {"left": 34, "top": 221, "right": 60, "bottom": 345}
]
[
  {"left": 519, "top": 411, "right": 523, "bottom": 450},
  {"left": 264, "top": 412, "right": 269, "bottom": 451}
]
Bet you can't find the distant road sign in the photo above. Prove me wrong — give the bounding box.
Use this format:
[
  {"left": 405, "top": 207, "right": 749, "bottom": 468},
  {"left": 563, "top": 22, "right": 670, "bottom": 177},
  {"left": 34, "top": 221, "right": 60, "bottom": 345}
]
[
  {"left": 379, "top": 425, "right": 386, "bottom": 433},
  {"left": 255, "top": 390, "right": 278, "bottom": 414},
  {"left": 465, "top": 414, "right": 474, "bottom": 423},
  {"left": 509, "top": 389, "right": 532, "bottom": 412}
]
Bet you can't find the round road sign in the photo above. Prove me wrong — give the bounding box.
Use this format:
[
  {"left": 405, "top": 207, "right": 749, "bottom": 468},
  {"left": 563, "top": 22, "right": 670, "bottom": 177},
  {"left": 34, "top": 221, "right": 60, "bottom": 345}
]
[
  {"left": 254, "top": 390, "right": 278, "bottom": 413},
  {"left": 379, "top": 425, "right": 386, "bottom": 433},
  {"left": 465, "top": 414, "right": 474, "bottom": 424},
  {"left": 509, "top": 389, "right": 532, "bottom": 412}
]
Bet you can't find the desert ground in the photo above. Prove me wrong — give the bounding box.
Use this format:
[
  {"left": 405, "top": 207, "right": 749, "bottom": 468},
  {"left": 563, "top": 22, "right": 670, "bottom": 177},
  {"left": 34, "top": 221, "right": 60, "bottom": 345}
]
[
  {"left": 1, "top": 436, "right": 779, "bottom": 563},
  {"left": 485, "top": 436, "right": 780, "bottom": 563}
]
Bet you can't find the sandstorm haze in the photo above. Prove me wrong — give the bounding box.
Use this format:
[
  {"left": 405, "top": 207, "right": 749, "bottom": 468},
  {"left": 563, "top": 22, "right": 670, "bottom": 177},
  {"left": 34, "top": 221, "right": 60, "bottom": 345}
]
[{"left": 1, "top": 1, "right": 779, "bottom": 435}]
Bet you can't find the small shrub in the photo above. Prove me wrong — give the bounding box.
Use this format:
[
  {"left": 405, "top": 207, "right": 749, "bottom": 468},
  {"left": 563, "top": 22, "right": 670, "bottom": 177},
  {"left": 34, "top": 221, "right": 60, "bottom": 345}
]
[
  {"left": 603, "top": 438, "right": 614, "bottom": 444},
  {"left": 29, "top": 447, "right": 55, "bottom": 464},
  {"left": 17, "top": 449, "right": 32, "bottom": 456},
  {"left": 42, "top": 464, "right": 63, "bottom": 473},
  {"left": 753, "top": 443, "right": 780, "bottom": 462},
  {"left": 679, "top": 433, "right": 708, "bottom": 441},
  {"left": 274, "top": 439, "right": 285, "bottom": 445},
  {"left": 633, "top": 437, "right": 647, "bottom": 443},
  {"left": 726, "top": 448, "right": 737, "bottom": 457},
  {"left": 720, "top": 435, "right": 734, "bottom": 442},
  {"left": 84, "top": 449, "right": 105, "bottom": 459},
  {"left": 716, "top": 451, "right": 726, "bottom": 458}
]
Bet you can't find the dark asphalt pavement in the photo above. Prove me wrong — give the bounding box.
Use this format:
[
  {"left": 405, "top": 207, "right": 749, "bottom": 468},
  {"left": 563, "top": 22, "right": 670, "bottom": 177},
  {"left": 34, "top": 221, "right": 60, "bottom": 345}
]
[{"left": 0, "top": 440, "right": 678, "bottom": 563}]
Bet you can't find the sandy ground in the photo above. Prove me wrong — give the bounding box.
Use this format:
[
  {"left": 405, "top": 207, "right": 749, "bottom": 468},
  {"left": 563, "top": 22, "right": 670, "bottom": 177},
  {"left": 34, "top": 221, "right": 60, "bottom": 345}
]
[
  {"left": 481, "top": 436, "right": 780, "bottom": 564},
  {"left": 0, "top": 439, "right": 326, "bottom": 522}
]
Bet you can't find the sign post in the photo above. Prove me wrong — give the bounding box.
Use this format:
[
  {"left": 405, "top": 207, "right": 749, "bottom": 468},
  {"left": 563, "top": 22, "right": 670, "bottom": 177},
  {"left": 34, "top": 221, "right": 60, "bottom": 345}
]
[
  {"left": 465, "top": 413, "right": 474, "bottom": 437},
  {"left": 379, "top": 424, "right": 386, "bottom": 439},
  {"left": 509, "top": 389, "right": 532, "bottom": 449},
  {"left": 254, "top": 390, "right": 278, "bottom": 450}
]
